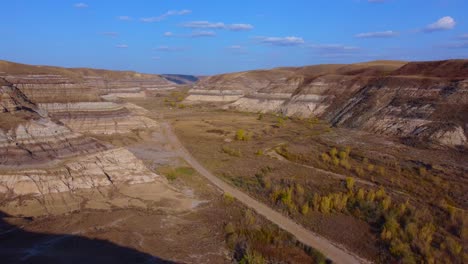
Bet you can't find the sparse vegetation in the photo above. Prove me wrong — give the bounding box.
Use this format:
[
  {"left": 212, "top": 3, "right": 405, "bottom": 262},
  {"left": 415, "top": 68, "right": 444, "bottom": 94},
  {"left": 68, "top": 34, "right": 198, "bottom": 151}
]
[
  {"left": 235, "top": 129, "right": 251, "bottom": 141},
  {"left": 222, "top": 146, "right": 242, "bottom": 157}
]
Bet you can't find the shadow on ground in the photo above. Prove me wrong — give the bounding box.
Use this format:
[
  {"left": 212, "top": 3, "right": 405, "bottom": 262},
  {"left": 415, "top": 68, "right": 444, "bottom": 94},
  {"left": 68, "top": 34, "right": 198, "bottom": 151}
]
[{"left": 0, "top": 211, "right": 179, "bottom": 264}]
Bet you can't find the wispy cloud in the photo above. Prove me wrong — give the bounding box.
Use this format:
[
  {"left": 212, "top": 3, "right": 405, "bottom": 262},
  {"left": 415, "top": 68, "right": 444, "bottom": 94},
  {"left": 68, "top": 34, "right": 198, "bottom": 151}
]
[
  {"left": 153, "top": 46, "right": 186, "bottom": 52},
  {"left": 100, "top": 32, "right": 119, "bottom": 37},
  {"left": 152, "top": 56, "right": 161, "bottom": 60},
  {"left": 117, "top": 16, "right": 132, "bottom": 21},
  {"left": 256, "top": 36, "right": 305, "bottom": 46},
  {"left": 458, "top": 33, "right": 468, "bottom": 39},
  {"left": 141, "top": 10, "right": 191, "bottom": 23},
  {"left": 182, "top": 21, "right": 253, "bottom": 31},
  {"left": 308, "top": 44, "right": 360, "bottom": 53},
  {"left": 227, "top": 45, "right": 248, "bottom": 54},
  {"left": 115, "top": 44, "right": 128, "bottom": 49},
  {"left": 74, "top": 3, "right": 88, "bottom": 8},
  {"left": 355, "top": 30, "right": 399, "bottom": 38},
  {"left": 182, "top": 21, "right": 225, "bottom": 29},
  {"left": 190, "top": 31, "right": 216, "bottom": 38},
  {"left": 163, "top": 31, "right": 216, "bottom": 38},
  {"left": 424, "top": 16, "right": 456, "bottom": 32},
  {"left": 227, "top": 24, "right": 254, "bottom": 31},
  {"left": 368, "top": 0, "right": 387, "bottom": 3}
]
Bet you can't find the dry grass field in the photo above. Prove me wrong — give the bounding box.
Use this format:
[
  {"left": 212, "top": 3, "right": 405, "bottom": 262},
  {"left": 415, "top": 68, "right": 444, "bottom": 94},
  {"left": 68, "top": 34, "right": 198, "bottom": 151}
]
[{"left": 126, "top": 89, "right": 467, "bottom": 263}]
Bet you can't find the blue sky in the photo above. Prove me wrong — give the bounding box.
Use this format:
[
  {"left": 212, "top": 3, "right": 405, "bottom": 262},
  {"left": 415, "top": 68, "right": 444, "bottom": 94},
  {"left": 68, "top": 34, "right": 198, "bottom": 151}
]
[{"left": 1, "top": 0, "right": 467, "bottom": 75}]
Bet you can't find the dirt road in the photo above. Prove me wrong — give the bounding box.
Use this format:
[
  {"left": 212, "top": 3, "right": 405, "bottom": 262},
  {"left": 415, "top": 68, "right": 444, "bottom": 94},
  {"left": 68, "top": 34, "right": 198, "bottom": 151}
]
[{"left": 161, "top": 122, "right": 371, "bottom": 264}]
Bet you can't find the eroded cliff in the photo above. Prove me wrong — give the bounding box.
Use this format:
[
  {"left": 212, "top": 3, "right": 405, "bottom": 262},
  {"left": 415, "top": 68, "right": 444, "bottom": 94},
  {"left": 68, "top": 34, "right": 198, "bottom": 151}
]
[{"left": 188, "top": 60, "right": 468, "bottom": 147}]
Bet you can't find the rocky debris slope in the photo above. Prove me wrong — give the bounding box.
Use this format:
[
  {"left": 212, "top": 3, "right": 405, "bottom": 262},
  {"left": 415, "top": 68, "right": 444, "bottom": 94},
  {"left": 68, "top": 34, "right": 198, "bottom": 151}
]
[{"left": 188, "top": 60, "right": 468, "bottom": 147}]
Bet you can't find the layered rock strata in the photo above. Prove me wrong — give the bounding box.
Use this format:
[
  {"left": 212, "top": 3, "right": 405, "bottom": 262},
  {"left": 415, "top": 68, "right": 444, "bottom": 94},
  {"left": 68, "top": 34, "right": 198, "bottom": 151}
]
[
  {"left": 39, "top": 102, "right": 158, "bottom": 134},
  {"left": 188, "top": 60, "right": 468, "bottom": 147},
  {"left": 0, "top": 148, "right": 160, "bottom": 196}
]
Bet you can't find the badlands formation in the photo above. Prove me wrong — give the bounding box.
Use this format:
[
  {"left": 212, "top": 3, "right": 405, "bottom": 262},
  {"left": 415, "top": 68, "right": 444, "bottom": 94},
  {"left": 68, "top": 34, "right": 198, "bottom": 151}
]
[
  {"left": 0, "top": 60, "right": 178, "bottom": 201},
  {"left": 1, "top": 59, "right": 467, "bottom": 263},
  {"left": 187, "top": 60, "right": 468, "bottom": 147}
]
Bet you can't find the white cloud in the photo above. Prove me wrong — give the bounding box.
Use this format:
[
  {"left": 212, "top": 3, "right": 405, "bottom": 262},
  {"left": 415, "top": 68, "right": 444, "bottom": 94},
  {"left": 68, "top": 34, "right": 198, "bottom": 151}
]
[
  {"left": 117, "top": 16, "right": 132, "bottom": 21},
  {"left": 190, "top": 31, "right": 216, "bottom": 37},
  {"left": 182, "top": 21, "right": 253, "bottom": 31},
  {"left": 162, "top": 31, "right": 216, "bottom": 38},
  {"left": 227, "top": 24, "right": 254, "bottom": 31},
  {"left": 100, "top": 32, "right": 118, "bottom": 37},
  {"left": 74, "top": 3, "right": 88, "bottom": 8},
  {"left": 355, "top": 30, "right": 399, "bottom": 38},
  {"left": 182, "top": 21, "right": 226, "bottom": 29},
  {"left": 115, "top": 44, "right": 128, "bottom": 48},
  {"left": 424, "top": 16, "right": 456, "bottom": 32},
  {"left": 309, "top": 44, "right": 359, "bottom": 52},
  {"left": 141, "top": 9, "right": 191, "bottom": 23},
  {"left": 257, "top": 36, "right": 305, "bottom": 46},
  {"left": 154, "top": 46, "right": 185, "bottom": 52}
]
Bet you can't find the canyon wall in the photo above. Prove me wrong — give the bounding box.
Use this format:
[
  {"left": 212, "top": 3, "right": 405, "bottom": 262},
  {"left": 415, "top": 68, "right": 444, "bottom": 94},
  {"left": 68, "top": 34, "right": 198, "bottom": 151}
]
[
  {"left": 0, "top": 61, "right": 172, "bottom": 198},
  {"left": 187, "top": 60, "right": 468, "bottom": 147}
]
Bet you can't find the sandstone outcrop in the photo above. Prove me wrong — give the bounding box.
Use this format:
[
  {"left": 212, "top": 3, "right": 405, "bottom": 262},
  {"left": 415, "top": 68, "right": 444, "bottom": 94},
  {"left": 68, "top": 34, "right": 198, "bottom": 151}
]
[
  {"left": 0, "top": 62, "right": 167, "bottom": 199},
  {"left": 39, "top": 102, "right": 158, "bottom": 134},
  {"left": 0, "top": 148, "right": 161, "bottom": 196}
]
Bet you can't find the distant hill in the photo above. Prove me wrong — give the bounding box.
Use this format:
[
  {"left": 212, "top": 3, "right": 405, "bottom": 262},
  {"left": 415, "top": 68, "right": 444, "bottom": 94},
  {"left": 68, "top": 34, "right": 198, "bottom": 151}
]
[
  {"left": 0, "top": 60, "right": 167, "bottom": 81},
  {"left": 161, "top": 74, "right": 199, "bottom": 85}
]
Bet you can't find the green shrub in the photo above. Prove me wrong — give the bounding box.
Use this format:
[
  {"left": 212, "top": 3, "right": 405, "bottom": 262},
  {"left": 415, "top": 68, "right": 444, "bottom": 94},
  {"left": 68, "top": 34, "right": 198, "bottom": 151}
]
[
  {"left": 366, "top": 189, "right": 375, "bottom": 202},
  {"left": 276, "top": 117, "right": 285, "bottom": 127},
  {"left": 239, "top": 249, "right": 265, "bottom": 264},
  {"left": 223, "top": 193, "right": 235, "bottom": 204},
  {"left": 332, "top": 157, "right": 340, "bottom": 166},
  {"left": 222, "top": 146, "right": 242, "bottom": 157},
  {"left": 444, "top": 236, "right": 462, "bottom": 256},
  {"left": 321, "top": 152, "right": 331, "bottom": 163},
  {"left": 320, "top": 196, "right": 331, "bottom": 214},
  {"left": 224, "top": 222, "right": 236, "bottom": 234},
  {"left": 346, "top": 177, "right": 355, "bottom": 191},
  {"left": 312, "top": 194, "right": 321, "bottom": 211},
  {"left": 301, "top": 203, "right": 310, "bottom": 215},
  {"left": 340, "top": 159, "right": 351, "bottom": 170},
  {"left": 356, "top": 188, "right": 365, "bottom": 202},
  {"left": 330, "top": 147, "right": 338, "bottom": 158},
  {"left": 255, "top": 149, "right": 264, "bottom": 156},
  {"left": 165, "top": 171, "right": 177, "bottom": 181},
  {"left": 378, "top": 166, "right": 386, "bottom": 176},
  {"left": 338, "top": 151, "right": 348, "bottom": 160},
  {"left": 381, "top": 197, "right": 392, "bottom": 211},
  {"left": 235, "top": 129, "right": 251, "bottom": 141},
  {"left": 354, "top": 166, "right": 364, "bottom": 177},
  {"left": 389, "top": 238, "right": 415, "bottom": 263}
]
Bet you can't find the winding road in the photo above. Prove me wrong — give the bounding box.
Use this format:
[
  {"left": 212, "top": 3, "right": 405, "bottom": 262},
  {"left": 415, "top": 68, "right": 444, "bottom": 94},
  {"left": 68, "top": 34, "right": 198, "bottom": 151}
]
[{"left": 161, "top": 122, "right": 371, "bottom": 264}]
